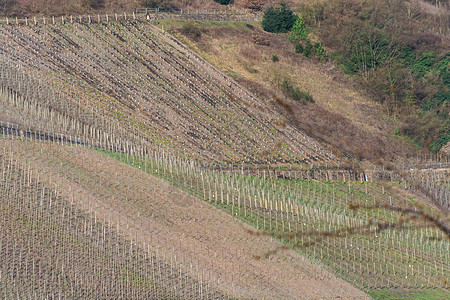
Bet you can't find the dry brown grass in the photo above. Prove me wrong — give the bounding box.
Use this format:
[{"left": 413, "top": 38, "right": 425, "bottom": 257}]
[{"left": 163, "top": 19, "right": 418, "bottom": 164}]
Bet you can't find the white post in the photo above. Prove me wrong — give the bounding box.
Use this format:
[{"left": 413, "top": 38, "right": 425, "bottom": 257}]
[
  {"left": 52, "top": 16, "right": 55, "bottom": 24},
  {"left": 43, "top": 17, "right": 46, "bottom": 24},
  {"left": 6, "top": 17, "right": 8, "bottom": 25},
  {"left": 88, "top": 15, "right": 91, "bottom": 24},
  {"left": 115, "top": 13, "right": 117, "bottom": 21},
  {"left": 133, "top": 12, "right": 136, "bottom": 20},
  {"left": 106, "top": 14, "right": 109, "bottom": 22},
  {"left": 70, "top": 16, "right": 73, "bottom": 23},
  {"left": 98, "top": 15, "right": 100, "bottom": 23},
  {"left": 16, "top": 17, "right": 18, "bottom": 25},
  {"left": 61, "top": 16, "right": 64, "bottom": 24},
  {"left": 25, "top": 17, "right": 28, "bottom": 25},
  {"left": 124, "top": 12, "right": 127, "bottom": 20},
  {"left": 34, "top": 17, "right": 37, "bottom": 25}
]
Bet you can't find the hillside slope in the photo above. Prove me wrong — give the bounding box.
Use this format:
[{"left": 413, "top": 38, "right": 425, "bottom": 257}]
[
  {"left": 0, "top": 19, "right": 337, "bottom": 165},
  {"left": 0, "top": 136, "right": 368, "bottom": 299},
  {"left": 161, "top": 19, "right": 422, "bottom": 165},
  {"left": 1, "top": 12, "right": 448, "bottom": 300}
]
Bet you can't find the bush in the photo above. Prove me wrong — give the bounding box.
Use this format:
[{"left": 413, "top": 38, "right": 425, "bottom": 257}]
[
  {"left": 412, "top": 50, "right": 436, "bottom": 78},
  {"left": 181, "top": 22, "right": 203, "bottom": 39},
  {"left": 303, "top": 40, "right": 313, "bottom": 57},
  {"left": 82, "top": 0, "right": 104, "bottom": 9},
  {"left": 281, "top": 80, "right": 314, "bottom": 104},
  {"left": 342, "top": 26, "right": 393, "bottom": 75},
  {"left": 214, "top": 0, "right": 232, "bottom": 5},
  {"left": 271, "top": 55, "right": 279, "bottom": 62},
  {"left": 313, "top": 42, "right": 327, "bottom": 62},
  {"left": 262, "top": 2, "right": 297, "bottom": 33},
  {"left": 295, "top": 43, "right": 304, "bottom": 53},
  {"left": 289, "top": 16, "right": 308, "bottom": 44}
]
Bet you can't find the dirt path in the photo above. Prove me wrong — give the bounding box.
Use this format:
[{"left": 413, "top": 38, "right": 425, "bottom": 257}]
[{"left": 9, "top": 139, "right": 369, "bottom": 299}]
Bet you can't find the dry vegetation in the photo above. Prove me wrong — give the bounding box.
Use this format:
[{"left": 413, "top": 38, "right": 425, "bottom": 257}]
[
  {"left": 0, "top": 136, "right": 369, "bottom": 298},
  {"left": 1, "top": 123, "right": 447, "bottom": 298},
  {"left": 162, "top": 19, "right": 419, "bottom": 165},
  {"left": 0, "top": 3, "right": 449, "bottom": 299}
]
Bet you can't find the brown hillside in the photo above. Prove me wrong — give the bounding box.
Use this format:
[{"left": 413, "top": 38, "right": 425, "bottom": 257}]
[
  {"left": 4, "top": 138, "right": 369, "bottom": 299},
  {"left": 162, "top": 19, "right": 419, "bottom": 165},
  {"left": 0, "top": 20, "right": 337, "bottom": 165}
]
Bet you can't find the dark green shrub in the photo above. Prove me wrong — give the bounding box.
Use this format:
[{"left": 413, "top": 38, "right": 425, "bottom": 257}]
[
  {"left": 303, "top": 40, "right": 313, "bottom": 57},
  {"left": 430, "top": 134, "right": 450, "bottom": 153},
  {"left": 295, "top": 43, "right": 304, "bottom": 53},
  {"left": 272, "top": 55, "right": 279, "bottom": 62},
  {"left": 281, "top": 80, "right": 314, "bottom": 104},
  {"left": 412, "top": 50, "right": 436, "bottom": 78},
  {"left": 214, "top": 0, "right": 232, "bottom": 5},
  {"left": 262, "top": 2, "right": 297, "bottom": 33},
  {"left": 342, "top": 26, "right": 393, "bottom": 75},
  {"left": 313, "top": 42, "right": 327, "bottom": 62},
  {"left": 181, "top": 22, "right": 203, "bottom": 39}
]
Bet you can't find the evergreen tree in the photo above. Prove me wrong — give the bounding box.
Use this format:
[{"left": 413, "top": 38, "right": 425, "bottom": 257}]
[
  {"left": 214, "top": 0, "right": 232, "bottom": 5},
  {"left": 289, "top": 16, "right": 308, "bottom": 44},
  {"left": 262, "top": 2, "right": 297, "bottom": 33}
]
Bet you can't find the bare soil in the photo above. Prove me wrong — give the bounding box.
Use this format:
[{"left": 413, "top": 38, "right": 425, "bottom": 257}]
[{"left": 9, "top": 139, "right": 369, "bottom": 299}]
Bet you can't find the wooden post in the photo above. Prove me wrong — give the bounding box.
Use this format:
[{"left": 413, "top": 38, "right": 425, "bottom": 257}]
[
  {"left": 43, "top": 17, "right": 46, "bottom": 24},
  {"left": 79, "top": 15, "right": 82, "bottom": 22},
  {"left": 98, "top": 15, "right": 100, "bottom": 23},
  {"left": 6, "top": 17, "right": 8, "bottom": 25},
  {"left": 34, "top": 17, "right": 37, "bottom": 25},
  {"left": 25, "top": 17, "right": 28, "bottom": 25},
  {"left": 70, "top": 15, "right": 73, "bottom": 23},
  {"left": 115, "top": 13, "right": 118, "bottom": 21},
  {"left": 124, "top": 12, "right": 127, "bottom": 20},
  {"left": 61, "top": 16, "right": 64, "bottom": 24},
  {"left": 106, "top": 14, "right": 109, "bottom": 22},
  {"left": 88, "top": 15, "right": 91, "bottom": 24},
  {"left": 52, "top": 16, "right": 55, "bottom": 24},
  {"left": 133, "top": 12, "right": 136, "bottom": 20},
  {"left": 16, "top": 17, "right": 18, "bottom": 25}
]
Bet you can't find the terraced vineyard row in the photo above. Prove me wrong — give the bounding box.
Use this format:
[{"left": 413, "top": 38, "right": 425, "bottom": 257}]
[
  {"left": 2, "top": 128, "right": 448, "bottom": 299},
  {"left": 1, "top": 133, "right": 369, "bottom": 299},
  {"left": 1, "top": 17, "right": 448, "bottom": 300},
  {"left": 0, "top": 144, "right": 223, "bottom": 299},
  {"left": 0, "top": 19, "right": 337, "bottom": 165},
  {"left": 114, "top": 154, "right": 450, "bottom": 299}
]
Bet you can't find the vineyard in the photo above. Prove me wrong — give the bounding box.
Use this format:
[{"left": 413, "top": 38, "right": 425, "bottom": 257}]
[
  {"left": 0, "top": 16, "right": 449, "bottom": 300},
  {"left": 0, "top": 18, "right": 337, "bottom": 165}
]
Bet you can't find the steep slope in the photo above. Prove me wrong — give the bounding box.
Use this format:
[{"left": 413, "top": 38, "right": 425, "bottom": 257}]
[
  {"left": 161, "top": 19, "right": 421, "bottom": 164},
  {"left": 0, "top": 19, "right": 337, "bottom": 165},
  {"left": 0, "top": 136, "right": 368, "bottom": 299}
]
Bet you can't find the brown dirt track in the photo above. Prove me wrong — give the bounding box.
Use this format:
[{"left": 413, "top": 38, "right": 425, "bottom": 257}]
[{"left": 8, "top": 139, "right": 369, "bottom": 299}]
